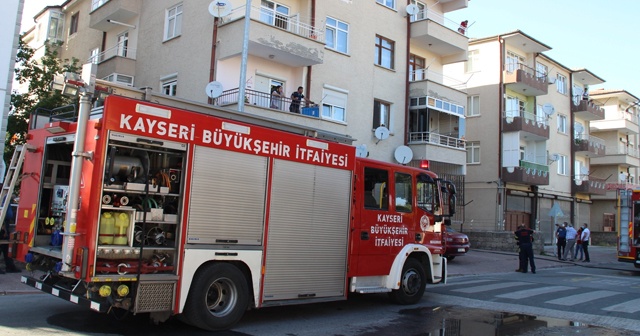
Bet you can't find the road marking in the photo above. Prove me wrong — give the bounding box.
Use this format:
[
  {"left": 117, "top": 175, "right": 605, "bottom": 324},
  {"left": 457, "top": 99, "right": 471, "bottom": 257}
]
[
  {"left": 602, "top": 298, "right": 640, "bottom": 313},
  {"left": 452, "top": 282, "right": 530, "bottom": 294},
  {"left": 444, "top": 279, "right": 494, "bottom": 287},
  {"left": 496, "top": 285, "right": 573, "bottom": 300},
  {"left": 545, "top": 290, "right": 620, "bottom": 306}
]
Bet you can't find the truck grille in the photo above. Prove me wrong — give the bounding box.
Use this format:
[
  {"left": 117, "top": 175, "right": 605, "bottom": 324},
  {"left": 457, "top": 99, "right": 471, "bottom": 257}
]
[{"left": 134, "top": 281, "right": 175, "bottom": 313}]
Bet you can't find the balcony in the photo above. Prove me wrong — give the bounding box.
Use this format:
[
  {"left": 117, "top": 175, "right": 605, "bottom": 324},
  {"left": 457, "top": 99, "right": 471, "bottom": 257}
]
[
  {"left": 573, "top": 176, "right": 606, "bottom": 195},
  {"left": 572, "top": 135, "right": 605, "bottom": 158},
  {"left": 502, "top": 161, "right": 549, "bottom": 186},
  {"left": 89, "top": 0, "right": 141, "bottom": 31},
  {"left": 408, "top": 132, "right": 466, "bottom": 166},
  {"left": 502, "top": 111, "right": 549, "bottom": 140},
  {"left": 590, "top": 145, "right": 640, "bottom": 167},
  {"left": 216, "top": 5, "right": 324, "bottom": 67},
  {"left": 409, "top": 68, "right": 468, "bottom": 91},
  {"left": 216, "top": 87, "right": 319, "bottom": 115},
  {"left": 409, "top": 9, "right": 468, "bottom": 64},
  {"left": 93, "top": 43, "right": 136, "bottom": 80},
  {"left": 504, "top": 64, "right": 548, "bottom": 96},
  {"left": 571, "top": 99, "right": 605, "bottom": 121},
  {"left": 590, "top": 112, "right": 640, "bottom": 135}
]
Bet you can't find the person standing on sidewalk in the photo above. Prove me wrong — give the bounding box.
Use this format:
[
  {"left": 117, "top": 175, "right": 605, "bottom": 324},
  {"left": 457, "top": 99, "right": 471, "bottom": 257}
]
[
  {"left": 563, "top": 223, "right": 577, "bottom": 261},
  {"left": 574, "top": 226, "right": 584, "bottom": 260},
  {"left": 0, "top": 200, "right": 20, "bottom": 274},
  {"left": 581, "top": 223, "right": 591, "bottom": 262},
  {"left": 556, "top": 222, "right": 567, "bottom": 260},
  {"left": 514, "top": 224, "right": 536, "bottom": 274}
]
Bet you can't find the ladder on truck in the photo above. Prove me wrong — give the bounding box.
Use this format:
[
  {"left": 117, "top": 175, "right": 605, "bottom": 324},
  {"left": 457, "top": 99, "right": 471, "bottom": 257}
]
[{"left": 0, "top": 145, "right": 28, "bottom": 235}]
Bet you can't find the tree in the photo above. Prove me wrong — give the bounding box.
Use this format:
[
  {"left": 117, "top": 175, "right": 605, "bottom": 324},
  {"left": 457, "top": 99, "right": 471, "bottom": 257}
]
[{"left": 6, "top": 38, "right": 80, "bottom": 163}]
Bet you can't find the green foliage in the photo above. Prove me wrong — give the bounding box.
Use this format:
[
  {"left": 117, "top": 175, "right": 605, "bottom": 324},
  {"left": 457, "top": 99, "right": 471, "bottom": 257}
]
[{"left": 6, "top": 38, "right": 80, "bottom": 164}]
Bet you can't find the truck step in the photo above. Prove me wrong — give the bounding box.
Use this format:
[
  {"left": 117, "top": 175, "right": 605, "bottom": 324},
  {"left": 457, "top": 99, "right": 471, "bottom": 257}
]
[{"left": 355, "top": 286, "right": 391, "bottom": 294}]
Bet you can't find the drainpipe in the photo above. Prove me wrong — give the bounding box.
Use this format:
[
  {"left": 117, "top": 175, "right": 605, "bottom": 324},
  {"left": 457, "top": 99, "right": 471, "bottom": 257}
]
[
  {"left": 498, "top": 35, "right": 505, "bottom": 229},
  {"left": 568, "top": 68, "right": 576, "bottom": 225},
  {"left": 404, "top": 0, "right": 411, "bottom": 146},
  {"left": 305, "top": 0, "right": 316, "bottom": 103},
  {"left": 209, "top": 17, "right": 219, "bottom": 105},
  {"left": 238, "top": 0, "right": 252, "bottom": 112}
]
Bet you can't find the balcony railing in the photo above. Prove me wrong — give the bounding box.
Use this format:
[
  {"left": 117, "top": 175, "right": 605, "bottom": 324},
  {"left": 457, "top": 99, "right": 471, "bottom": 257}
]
[
  {"left": 89, "top": 42, "right": 136, "bottom": 63},
  {"left": 408, "top": 132, "right": 465, "bottom": 149},
  {"left": 504, "top": 110, "right": 548, "bottom": 127},
  {"left": 221, "top": 5, "right": 324, "bottom": 42},
  {"left": 519, "top": 160, "right": 549, "bottom": 173},
  {"left": 605, "top": 145, "right": 640, "bottom": 158},
  {"left": 410, "top": 8, "right": 469, "bottom": 35},
  {"left": 504, "top": 62, "right": 546, "bottom": 79},
  {"left": 215, "top": 87, "right": 318, "bottom": 116},
  {"left": 409, "top": 68, "right": 467, "bottom": 90}
]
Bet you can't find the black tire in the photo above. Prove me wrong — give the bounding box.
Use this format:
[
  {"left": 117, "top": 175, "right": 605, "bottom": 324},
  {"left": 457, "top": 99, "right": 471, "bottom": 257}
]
[
  {"left": 183, "top": 263, "right": 249, "bottom": 331},
  {"left": 446, "top": 255, "right": 455, "bottom": 261},
  {"left": 388, "top": 258, "right": 426, "bottom": 305}
]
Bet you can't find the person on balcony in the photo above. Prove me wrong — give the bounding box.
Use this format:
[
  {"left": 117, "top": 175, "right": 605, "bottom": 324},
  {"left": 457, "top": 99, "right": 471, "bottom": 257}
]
[
  {"left": 270, "top": 85, "right": 283, "bottom": 110},
  {"left": 289, "top": 86, "right": 305, "bottom": 113}
]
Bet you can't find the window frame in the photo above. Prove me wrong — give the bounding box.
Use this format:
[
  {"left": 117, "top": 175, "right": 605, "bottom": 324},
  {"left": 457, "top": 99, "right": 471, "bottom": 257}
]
[
  {"left": 556, "top": 74, "right": 567, "bottom": 94},
  {"left": 91, "top": 0, "right": 109, "bottom": 11},
  {"left": 164, "top": 3, "right": 183, "bottom": 41},
  {"left": 326, "top": 16, "right": 349, "bottom": 54},
  {"left": 161, "top": 76, "right": 178, "bottom": 96},
  {"left": 48, "top": 11, "right": 65, "bottom": 41},
  {"left": 373, "top": 100, "right": 391, "bottom": 129},
  {"left": 395, "top": 172, "right": 413, "bottom": 213},
  {"left": 89, "top": 47, "right": 100, "bottom": 64},
  {"left": 557, "top": 114, "right": 567, "bottom": 134},
  {"left": 557, "top": 154, "right": 568, "bottom": 175},
  {"left": 466, "top": 49, "right": 480, "bottom": 73},
  {"left": 409, "top": 54, "right": 426, "bottom": 81},
  {"left": 467, "top": 95, "right": 480, "bottom": 117},
  {"left": 69, "top": 12, "right": 79, "bottom": 36},
  {"left": 375, "top": 35, "right": 395, "bottom": 69},
  {"left": 466, "top": 141, "right": 480, "bottom": 164},
  {"left": 376, "top": 0, "right": 396, "bottom": 9}
]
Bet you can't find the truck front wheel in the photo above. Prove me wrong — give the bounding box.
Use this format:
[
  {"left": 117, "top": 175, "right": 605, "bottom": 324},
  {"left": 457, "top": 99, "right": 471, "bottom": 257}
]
[
  {"left": 389, "top": 258, "right": 426, "bottom": 305},
  {"left": 183, "top": 263, "right": 249, "bottom": 330}
]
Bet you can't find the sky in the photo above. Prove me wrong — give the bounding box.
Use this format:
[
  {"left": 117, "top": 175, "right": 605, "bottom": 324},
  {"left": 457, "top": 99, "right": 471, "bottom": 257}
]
[{"left": 17, "top": 0, "right": 640, "bottom": 97}]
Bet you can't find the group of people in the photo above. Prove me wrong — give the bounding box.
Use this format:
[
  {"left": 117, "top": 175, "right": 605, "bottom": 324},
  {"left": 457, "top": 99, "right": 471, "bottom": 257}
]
[
  {"left": 556, "top": 222, "right": 591, "bottom": 262},
  {"left": 270, "top": 86, "right": 312, "bottom": 113},
  {"left": 514, "top": 221, "right": 592, "bottom": 274}
]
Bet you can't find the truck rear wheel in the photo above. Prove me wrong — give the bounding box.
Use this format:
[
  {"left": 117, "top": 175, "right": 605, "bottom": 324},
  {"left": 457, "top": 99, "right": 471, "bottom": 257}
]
[
  {"left": 183, "top": 263, "right": 249, "bottom": 330},
  {"left": 389, "top": 258, "right": 426, "bottom": 305}
]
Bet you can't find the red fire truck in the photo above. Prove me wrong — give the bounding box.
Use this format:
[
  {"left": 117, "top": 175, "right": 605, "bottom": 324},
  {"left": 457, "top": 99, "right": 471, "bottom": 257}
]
[
  {"left": 15, "top": 88, "right": 456, "bottom": 330},
  {"left": 617, "top": 189, "right": 640, "bottom": 268}
]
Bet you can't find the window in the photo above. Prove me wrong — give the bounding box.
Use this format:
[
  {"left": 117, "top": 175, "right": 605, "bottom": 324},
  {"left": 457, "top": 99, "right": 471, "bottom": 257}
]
[
  {"left": 505, "top": 51, "right": 524, "bottom": 72},
  {"left": 116, "top": 32, "right": 128, "bottom": 57},
  {"left": 260, "top": 1, "right": 289, "bottom": 30},
  {"left": 364, "top": 167, "right": 389, "bottom": 210},
  {"left": 373, "top": 100, "right": 391, "bottom": 129},
  {"left": 557, "top": 114, "right": 567, "bottom": 133},
  {"left": 466, "top": 49, "right": 480, "bottom": 73},
  {"left": 321, "top": 86, "right": 347, "bottom": 122},
  {"left": 505, "top": 96, "right": 524, "bottom": 118},
  {"left": 165, "top": 4, "right": 183, "bottom": 40},
  {"left": 557, "top": 155, "right": 568, "bottom": 175},
  {"left": 91, "top": 0, "right": 109, "bottom": 11},
  {"left": 103, "top": 73, "right": 134, "bottom": 86},
  {"left": 467, "top": 95, "right": 480, "bottom": 116},
  {"left": 89, "top": 48, "right": 100, "bottom": 64},
  {"left": 417, "top": 174, "right": 438, "bottom": 213},
  {"left": 376, "top": 0, "right": 396, "bottom": 9},
  {"left": 375, "top": 35, "right": 394, "bottom": 69},
  {"left": 536, "top": 62, "right": 548, "bottom": 80},
  {"left": 409, "top": 1, "right": 426, "bottom": 21},
  {"left": 161, "top": 75, "right": 178, "bottom": 96},
  {"left": 48, "top": 12, "right": 64, "bottom": 41},
  {"left": 466, "top": 141, "right": 480, "bottom": 164},
  {"left": 395, "top": 173, "right": 413, "bottom": 213},
  {"left": 556, "top": 74, "right": 567, "bottom": 94},
  {"left": 326, "top": 17, "right": 348, "bottom": 53},
  {"left": 409, "top": 54, "right": 426, "bottom": 81},
  {"left": 69, "top": 12, "right": 79, "bottom": 36}
]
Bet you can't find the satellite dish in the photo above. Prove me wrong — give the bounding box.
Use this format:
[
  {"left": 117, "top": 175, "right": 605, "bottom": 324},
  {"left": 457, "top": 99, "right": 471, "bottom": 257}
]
[
  {"left": 580, "top": 166, "right": 589, "bottom": 175},
  {"left": 575, "top": 179, "right": 583, "bottom": 186},
  {"left": 355, "top": 144, "right": 368, "bottom": 158},
  {"left": 374, "top": 126, "right": 390, "bottom": 141},
  {"left": 506, "top": 117, "right": 514, "bottom": 124},
  {"left": 205, "top": 81, "right": 224, "bottom": 98},
  {"left": 209, "top": 0, "right": 232, "bottom": 18},
  {"left": 506, "top": 167, "right": 515, "bottom": 173},
  {"left": 394, "top": 146, "right": 413, "bottom": 165},
  {"left": 620, "top": 172, "right": 627, "bottom": 182},
  {"left": 575, "top": 123, "right": 584, "bottom": 134},
  {"left": 549, "top": 153, "right": 560, "bottom": 162},
  {"left": 405, "top": 4, "right": 419, "bottom": 15},
  {"left": 548, "top": 77, "right": 557, "bottom": 85},
  {"left": 542, "top": 103, "right": 555, "bottom": 115}
]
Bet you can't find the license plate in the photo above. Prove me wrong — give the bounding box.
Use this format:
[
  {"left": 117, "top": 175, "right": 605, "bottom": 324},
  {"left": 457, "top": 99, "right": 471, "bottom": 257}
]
[{"left": 457, "top": 248, "right": 466, "bottom": 252}]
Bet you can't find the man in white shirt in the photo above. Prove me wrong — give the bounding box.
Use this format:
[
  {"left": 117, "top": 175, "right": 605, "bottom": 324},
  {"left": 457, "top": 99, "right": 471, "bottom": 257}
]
[
  {"left": 563, "top": 224, "right": 578, "bottom": 261},
  {"left": 581, "top": 223, "right": 591, "bottom": 262}
]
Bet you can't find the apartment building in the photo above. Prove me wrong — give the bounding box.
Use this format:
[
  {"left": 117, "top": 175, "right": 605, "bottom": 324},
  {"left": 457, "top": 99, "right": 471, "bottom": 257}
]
[
  {"left": 21, "top": 0, "right": 470, "bottom": 222},
  {"left": 443, "top": 30, "right": 618, "bottom": 242}
]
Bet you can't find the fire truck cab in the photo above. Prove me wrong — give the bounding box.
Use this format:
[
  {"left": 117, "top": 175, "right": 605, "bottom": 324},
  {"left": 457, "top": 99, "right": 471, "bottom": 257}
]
[{"left": 16, "top": 89, "right": 456, "bottom": 330}]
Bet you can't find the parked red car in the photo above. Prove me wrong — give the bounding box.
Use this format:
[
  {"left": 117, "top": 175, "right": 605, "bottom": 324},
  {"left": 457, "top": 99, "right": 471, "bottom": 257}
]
[{"left": 444, "top": 227, "right": 470, "bottom": 260}]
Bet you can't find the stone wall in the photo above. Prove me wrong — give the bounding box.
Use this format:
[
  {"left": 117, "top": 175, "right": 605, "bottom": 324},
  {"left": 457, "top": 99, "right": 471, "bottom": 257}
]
[
  {"left": 465, "top": 231, "right": 545, "bottom": 254},
  {"left": 590, "top": 231, "right": 617, "bottom": 246}
]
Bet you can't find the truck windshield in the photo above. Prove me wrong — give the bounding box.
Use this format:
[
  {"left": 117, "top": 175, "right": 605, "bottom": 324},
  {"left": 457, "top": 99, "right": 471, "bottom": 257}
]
[{"left": 417, "top": 175, "right": 439, "bottom": 214}]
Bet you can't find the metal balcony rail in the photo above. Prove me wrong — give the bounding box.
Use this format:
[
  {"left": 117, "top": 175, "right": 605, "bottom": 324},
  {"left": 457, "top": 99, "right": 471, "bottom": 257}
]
[
  {"left": 408, "top": 131, "right": 466, "bottom": 149},
  {"left": 410, "top": 8, "right": 470, "bottom": 35},
  {"left": 409, "top": 68, "right": 467, "bottom": 89},
  {"left": 504, "top": 62, "right": 546, "bottom": 79},
  {"left": 215, "top": 87, "right": 317, "bottom": 115},
  {"left": 503, "top": 110, "right": 549, "bottom": 127},
  {"left": 574, "top": 134, "right": 605, "bottom": 148},
  {"left": 574, "top": 175, "right": 607, "bottom": 187},
  {"left": 519, "top": 160, "right": 549, "bottom": 173},
  {"left": 89, "top": 42, "right": 137, "bottom": 64},
  {"left": 222, "top": 5, "right": 324, "bottom": 42},
  {"left": 605, "top": 145, "right": 640, "bottom": 158}
]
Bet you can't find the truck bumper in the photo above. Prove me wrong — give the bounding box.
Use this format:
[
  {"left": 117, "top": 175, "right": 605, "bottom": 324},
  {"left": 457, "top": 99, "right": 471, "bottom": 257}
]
[{"left": 20, "top": 276, "right": 109, "bottom": 313}]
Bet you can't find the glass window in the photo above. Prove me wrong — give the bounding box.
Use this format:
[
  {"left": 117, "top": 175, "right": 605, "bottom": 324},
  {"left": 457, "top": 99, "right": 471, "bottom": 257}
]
[
  {"left": 69, "top": 12, "right": 79, "bottom": 36},
  {"left": 162, "top": 78, "right": 177, "bottom": 96},
  {"left": 376, "top": 0, "right": 396, "bottom": 9},
  {"left": 557, "top": 114, "right": 567, "bottom": 133},
  {"left": 556, "top": 74, "right": 567, "bottom": 94},
  {"left": 326, "top": 17, "right": 349, "bottom": 53},
  {"left": 417, "top": 174, "right": 438, "bottom": 213},
  {"left": 536, "top": 62, "right": 548, "bottom": 80},
  {"left": 322, "top": 105, "right": 345, "bottom": 122},
  {"left": 260, "top": 0, "right": 289, "bottom": 29},
  {"left": 116, "top": 32, "right": 128, "bottom": 57},
  {"left": 375, "top": 35, "right": 394, "bottom": 69},
  {"left": 373, "top": 100, "right": 391, "bottom": 129},
  {"left": 467, "top": 95, "right": 479, "bottom": 116},
  {"left": 466, "top": 49, "right": 480, "bottom": 73},
  {"left": 409, "top": 54, "right": 426, "bottom": 81},
  {"left": 91, "top": 0, "right": 109, "bottom": 11},
  {"left": 364, "top": 167, "right": 389, "bottom": 210},
  {"left": 557, "top": 155, "right": 568, "bottom": 175},
  {"left": 48, "top": 12, "right": 64, "bottom": 41},
  {"left": 505, "top": 51, "right": 524, "bottom": 72},
  {"left": 395, "top": 173, "right": 412, "bottom": 213},
  {"left": 89, "top": 48, "right": 100, "bottom": 64},
  {"left": 165, "top": 4, "right": 183, "bottom": 40},
  {"left": 410, "top": 1, "right": 426, "bottom": 22},
  {"left": 466, "top": 141, "right": 480, "bottom": 164}
]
